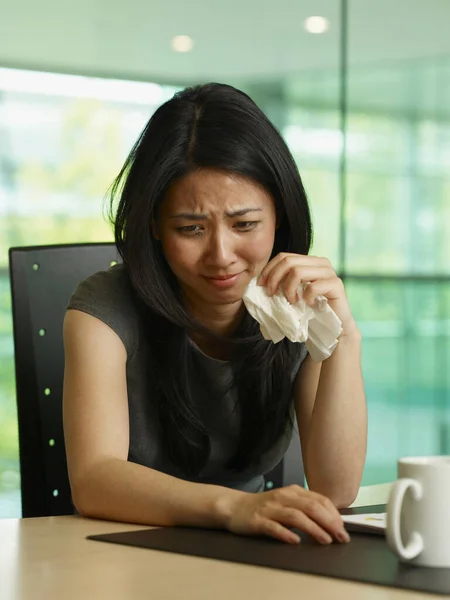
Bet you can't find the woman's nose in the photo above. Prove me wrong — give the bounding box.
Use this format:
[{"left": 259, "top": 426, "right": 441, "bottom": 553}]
[{"left": 204, "top": 231, "right": 236, "bottom": 267}]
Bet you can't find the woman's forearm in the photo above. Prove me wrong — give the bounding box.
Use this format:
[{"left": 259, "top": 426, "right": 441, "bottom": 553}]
[
  {"left": 304, "top": 330, "right": 367, "bottom": 507},
  {"left": 72, "top": 457, "right": 244, "bottom": 528}
]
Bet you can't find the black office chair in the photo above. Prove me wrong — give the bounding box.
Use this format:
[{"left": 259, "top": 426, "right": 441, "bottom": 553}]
[
  {"left": 9, "top": 243, "right": 120, "bottom": 517},
  {"left": 264, "top": 425, "right": 304, "bottom": 492},
  {"left": 9, "top": 242, "right": 303, "bottom": 518}
]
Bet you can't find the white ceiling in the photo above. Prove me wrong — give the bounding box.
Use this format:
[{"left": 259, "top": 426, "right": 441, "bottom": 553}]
[{"left": 0, "top": 0, "right": 449, "bottom": 83}]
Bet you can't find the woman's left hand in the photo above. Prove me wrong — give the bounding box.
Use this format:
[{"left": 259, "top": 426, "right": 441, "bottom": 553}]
[{"left": 258, "top": 253, "right": 359, "bottom": 337}]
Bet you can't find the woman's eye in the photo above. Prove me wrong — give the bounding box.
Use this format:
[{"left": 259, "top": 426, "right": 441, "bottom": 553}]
[
  {"left": 235, "top": 221, "right": 260, "bottom": 230},
  {"left": 177, "top": 225, "right": 203, "bottom": 235}
]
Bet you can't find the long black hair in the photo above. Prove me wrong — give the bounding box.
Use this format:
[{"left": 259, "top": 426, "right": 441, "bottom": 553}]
[{"left": 109, "top": 83, "right": 312, "bottom": 476}]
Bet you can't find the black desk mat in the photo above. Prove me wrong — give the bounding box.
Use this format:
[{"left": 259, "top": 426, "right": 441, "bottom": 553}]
[{"left": 88, "top": 505, "right": 450, "bottom": 596}]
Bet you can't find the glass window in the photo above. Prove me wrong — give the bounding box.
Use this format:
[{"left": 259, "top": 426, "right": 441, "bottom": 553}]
[
  {"left": 347, "top": 279, "right": 450, "bottom": 484},
  {"left": 2, "top": 0, "right": 450, "bottom": 516},
  {"left": 0, "top": 70, "right": 179, "bottom": 516}
]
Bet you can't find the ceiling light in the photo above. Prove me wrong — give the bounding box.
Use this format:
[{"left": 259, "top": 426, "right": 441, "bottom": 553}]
[
  {"left": 304, "top": 16, "right": 329, "bottom": 34},
  {"left": 171, "top": 35, "right": 194, "bottom": 53}
]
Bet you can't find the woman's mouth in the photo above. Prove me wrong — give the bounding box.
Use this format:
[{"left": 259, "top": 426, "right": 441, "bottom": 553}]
[{"left": 203, "top": 273, "right": 242, "bottom": 288}]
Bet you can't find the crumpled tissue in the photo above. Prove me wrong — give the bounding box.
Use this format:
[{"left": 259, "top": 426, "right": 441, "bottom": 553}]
[{"left": 243, "top": 277, "right": 343, "bottom": 362}]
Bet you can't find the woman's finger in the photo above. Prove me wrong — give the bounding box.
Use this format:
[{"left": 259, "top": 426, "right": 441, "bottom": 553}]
[
  {"left": 266, "top": 505, "right": 333, "bottom": 544},
  {"left": 259, "top": 254, "right": 330, "bottom": 284},
  {"left": 308, "top": 490, "right": 345, "bottom": 523},
  {"left": 257, "top": 517, "right": 301, "bottom": 545},
  {"left": 280, "top": 267, "right": 335, "bottom": 303},
  {"left": 299, "top": 498, "right": 350, "bottom": 542},
  {"left": 259, "top": 254, "right": 297, "bottom": 287},
  {"left": 302, "top": 490, "right": 346, "bottom": 530},
  {"left": 274, "top": 486, "right": 346, "bottom": 539},
  {"left": 302, "top": 277, "right": 344, "bottom": 304},
  {"left": 265, "top": 264, "right": 335, "bottom": 298}
]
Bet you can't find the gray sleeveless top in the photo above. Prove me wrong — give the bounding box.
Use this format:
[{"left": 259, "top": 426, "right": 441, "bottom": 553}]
[{"left": 67, "top": 264, "right": 308, "bottom": 493}]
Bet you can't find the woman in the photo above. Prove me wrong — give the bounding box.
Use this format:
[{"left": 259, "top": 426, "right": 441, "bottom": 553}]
[{"left": 63, "top": 83, "right": 367, "bottom": 546}]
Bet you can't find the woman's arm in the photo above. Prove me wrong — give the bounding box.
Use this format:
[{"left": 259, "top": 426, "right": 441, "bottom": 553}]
[
  {"left": 63, "top": 309, "right": 242, "bottom": 527},
  {"left": 294, "top": 329, "right": 367, "bottom": 508},
  {"left": 63, "top": 309, "right": 348, "bottom": 544},
  {"left": 258, "top": 253, "right": 368, "bottom": 507}
]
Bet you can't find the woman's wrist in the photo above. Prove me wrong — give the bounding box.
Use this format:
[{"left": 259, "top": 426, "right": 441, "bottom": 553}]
[{"left": 212, "top": 487, "right": 247, "bottom": 529}]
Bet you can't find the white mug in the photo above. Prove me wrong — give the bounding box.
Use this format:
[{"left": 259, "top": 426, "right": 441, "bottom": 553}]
[{"left": 387, "top": 456, "right": 450, "bottom": 568}]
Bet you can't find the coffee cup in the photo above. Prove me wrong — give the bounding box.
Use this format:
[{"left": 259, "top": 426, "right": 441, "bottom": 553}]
[{"left": 386, "top": 456, "right": 450, "bottom": 568}]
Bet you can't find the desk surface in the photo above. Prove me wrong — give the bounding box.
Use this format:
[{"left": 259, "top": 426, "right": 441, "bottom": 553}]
[{"left": 0, "top": 516, "right": 439, "bottom": 600}]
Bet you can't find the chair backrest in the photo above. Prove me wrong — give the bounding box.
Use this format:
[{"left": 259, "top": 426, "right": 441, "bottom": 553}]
[
  {"left": 8, "top": 242, "right": 303, "bottom": 517},
  {"left": 9, "top": 243, "right": 120, "bottom": 517},
  {"left": 264, "top": 423, "right": 304, "bottom": 491}
]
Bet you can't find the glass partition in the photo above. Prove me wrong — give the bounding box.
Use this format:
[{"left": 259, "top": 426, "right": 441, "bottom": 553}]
[{"left": 1, "top": 0, "right": 449, "bottom": 514}]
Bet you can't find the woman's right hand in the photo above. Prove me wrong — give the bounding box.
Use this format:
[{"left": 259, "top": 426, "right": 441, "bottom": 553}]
[{"left": 224, "top": 485, "right": 351, "bottom": 545}]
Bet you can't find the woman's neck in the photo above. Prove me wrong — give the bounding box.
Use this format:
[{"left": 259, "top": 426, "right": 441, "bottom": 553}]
[
  {"left": 184, "top": 296, "right": 245, "bottom": 360},
  {"left": 184, "top": 293, "right": 244, "bottom": 335}
]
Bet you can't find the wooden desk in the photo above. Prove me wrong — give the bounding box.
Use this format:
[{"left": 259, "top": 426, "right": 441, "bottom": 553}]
[{"left": 0, "top": 516, "right": 438, "bottom": 600}]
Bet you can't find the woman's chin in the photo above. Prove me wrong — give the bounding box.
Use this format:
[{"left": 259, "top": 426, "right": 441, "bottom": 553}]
[{"left": 206, "top": 290, "right": 243, "bottom": 305}]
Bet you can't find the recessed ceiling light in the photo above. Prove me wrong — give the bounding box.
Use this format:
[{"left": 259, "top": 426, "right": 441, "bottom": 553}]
[
  {"left": 304, "top": 16, "right": 329, "bottom": 34},
  {"left": 171, "top": 35, "right": 194, "bottom": 52}
]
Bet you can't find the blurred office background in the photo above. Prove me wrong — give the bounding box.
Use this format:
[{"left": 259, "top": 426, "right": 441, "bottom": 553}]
[{"left": 1, "top": 0, "right": 449, "bottom": 516}]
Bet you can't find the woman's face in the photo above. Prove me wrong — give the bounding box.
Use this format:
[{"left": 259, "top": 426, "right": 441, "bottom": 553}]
[{"left": 156, "top": 169, "right": 277, "bottom": 309}]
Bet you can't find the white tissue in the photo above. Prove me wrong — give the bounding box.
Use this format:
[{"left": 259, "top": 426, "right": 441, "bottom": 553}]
[{"left": 242, "top": 277, "right": 343, "bottom": 362}]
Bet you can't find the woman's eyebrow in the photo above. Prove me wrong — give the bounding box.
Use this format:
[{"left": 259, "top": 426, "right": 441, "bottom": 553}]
[
  {"left": 169, "top": 208, "right": 263, "bottom": 220},
  {"left": 225, "top": 208, "right": 263, "bottom": 217}
]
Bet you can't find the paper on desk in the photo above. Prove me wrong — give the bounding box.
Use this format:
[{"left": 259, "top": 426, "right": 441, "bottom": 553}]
[
  {"left": 342, "top": 513, "right": 386, "bottom": 535},
  {"left": 242, "top": 277, "right": 343, "bottom": 362}
]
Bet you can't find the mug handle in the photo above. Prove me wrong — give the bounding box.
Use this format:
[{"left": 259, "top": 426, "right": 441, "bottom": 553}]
[{"left": 387, "top": 478, "right": 424, "bottom": 561}]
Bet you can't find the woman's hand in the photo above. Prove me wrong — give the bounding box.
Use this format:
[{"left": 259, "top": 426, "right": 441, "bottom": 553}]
[
  {"left": 258, "top": 253, "right": 359, "bottom": 337},
  {"left": 225, "top": 485, "right": 350, "bottom": 545}
]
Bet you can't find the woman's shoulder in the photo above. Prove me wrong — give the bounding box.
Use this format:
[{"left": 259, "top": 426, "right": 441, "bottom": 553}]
[
  {"left": 68, "top": 262, "right": 132, "bottom": 303},
  {"left": 67, "top": 263, "right": 140, "bottom": 357}
]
